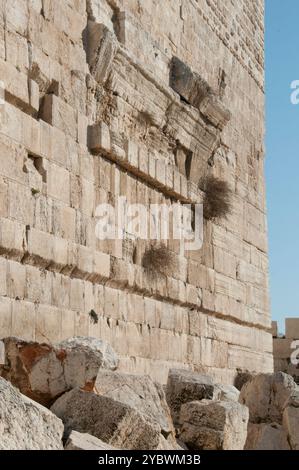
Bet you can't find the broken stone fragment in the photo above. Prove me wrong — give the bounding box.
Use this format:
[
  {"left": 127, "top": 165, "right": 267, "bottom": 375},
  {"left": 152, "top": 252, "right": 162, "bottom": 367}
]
[
  {"left": 170, "top": 57, "right": 212, "bottom": 108},
  {"left": 169, "top": 57, "right": 231, "bottom": 129},
  {"left": 179, "top": 399, "right": 249, "bottom": 450},
  {"left": 239, "top": 371, "right": 298, "bottom": 424},
  {"left": 245, "top": 423, "right": 290, "bottom": 450},
  {"left": 215, "top": 383, "right": 240, "bottom": 402},
  {"left": 87, "top": 21, "right": 118, "bottom": 84},
  {"left": 65, "top": 430, "right": 117, "bottom": 450},
  {"left": 57, "top": 336, "right": 119, "bottom": 388},
  {"left": 0, "top": 377, "right": 63, "bottom": 450},
  {"left": 51, "top": 388, "right": 162, "bottom": 450},
  {"left": 166, "top": 368, "right": 220, "bottom": 424},
  {"left": 94, "top": 369, "right": 174, "bottom": 437},
  {"left": 0, "top": 336, "right": 118, "bottom": 406}
]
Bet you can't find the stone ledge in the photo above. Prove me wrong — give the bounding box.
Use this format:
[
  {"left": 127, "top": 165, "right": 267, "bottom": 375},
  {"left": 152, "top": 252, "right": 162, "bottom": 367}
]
[{"left": 88, "top": 122, "right": 204, "bottom": 205}]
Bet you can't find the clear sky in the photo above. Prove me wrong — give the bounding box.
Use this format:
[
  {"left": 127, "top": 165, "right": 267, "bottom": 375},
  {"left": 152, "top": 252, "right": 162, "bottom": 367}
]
[{"left": 265, "top": 0, "right": 299, "bottom": 333}]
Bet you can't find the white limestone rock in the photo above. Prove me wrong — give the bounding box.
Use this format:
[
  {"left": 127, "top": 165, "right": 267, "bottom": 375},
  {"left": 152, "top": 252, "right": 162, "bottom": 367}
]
[
  {"left": 51, "top": 388, "right": 162, "bottom": 450},
  {"left": 166, "top": 369, "right": 220, "bottom": 424},
  {"left": 179, "top": 399, "right": 249, "bottom": 450},
  {"left": 216, "top": 384, "right": 240, "bottom": 402},
  {"left": 239, "top": 372, "right": 298, "bottom": 424},
  {"left": 0, "top": 336, "right": 118, "bottom": 406},
  {"left": 94, "top": 369, "right": 174, "bottom": 436},
  {"left": 0, "top": 377, "right": 63, "bottom": 450}
]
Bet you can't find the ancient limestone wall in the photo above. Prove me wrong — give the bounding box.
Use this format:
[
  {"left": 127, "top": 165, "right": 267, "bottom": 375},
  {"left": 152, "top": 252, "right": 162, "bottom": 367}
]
[
  {"left": 0, "top": 0, "right": 272, "bottom": 383},
  {"left": 272, "top": 320, "right": 299, "bottom": 384}
]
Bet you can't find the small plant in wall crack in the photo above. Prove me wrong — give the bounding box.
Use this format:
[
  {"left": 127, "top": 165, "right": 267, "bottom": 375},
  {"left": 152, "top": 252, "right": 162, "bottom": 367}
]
[
  {"left": 142, "top": 244, "right": 177, "bottom": 277},
  {"left": 201, "top": 175, "right": 232, "bottom": 221}
]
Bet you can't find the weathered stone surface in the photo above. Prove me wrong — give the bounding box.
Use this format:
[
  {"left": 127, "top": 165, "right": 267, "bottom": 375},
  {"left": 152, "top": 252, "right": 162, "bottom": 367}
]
[
  {"left": 51, "top": 388, "right": 161, "bottom": 450},
  {"left": 57, "top": 336, "right": 119, "bottom": 387},
  {"left": 179, "top": 400, "right": 249, "bottom": 450},
  {"left": 0, "top": 336, "right": 118, "bottom": 405},
  {"left": 283, "top": 406, "right": 299, "bottom": 450},
  {"left": 216, "top": 384, "right": 240, "bottom": 402},
  {"left": 0, "top": 377, "right": 63, "bottom": 450},
  {"left": 0, "top": 0, "right": 271, "bottom": 384},
  {"left": 65, "top": 430, "right": 117, "bottom": 450},
  {"left": 239, "top": 372, "right": 298, "bottom": 424},
  {"left": 166, "top": 369, "right": 220, "bottom": 424},
  {"left": 245, "top": 423, "right": 290, "bottom": 450},
  {"left": 87, "top": 21, "right": 118, "bottom": 83},
  {"left": 94, "top": 369, "right": 174, "bottom": 436},
  {"left": 169, "top": 57, "right": 230, "bottom": 128}
]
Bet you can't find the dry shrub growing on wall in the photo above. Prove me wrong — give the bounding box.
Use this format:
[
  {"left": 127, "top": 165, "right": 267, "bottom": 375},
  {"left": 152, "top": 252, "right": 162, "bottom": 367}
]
[
  {"left": 201, "top": 175, "right": 232, "bottom": 221},
  {"left": 142, "top": 244, "right": 177, "bottom": 277}
]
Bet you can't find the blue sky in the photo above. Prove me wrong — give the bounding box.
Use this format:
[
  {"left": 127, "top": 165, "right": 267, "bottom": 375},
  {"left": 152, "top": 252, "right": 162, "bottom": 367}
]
[{"left": 265, "top": 0, "right": 299, "bottom": 333}]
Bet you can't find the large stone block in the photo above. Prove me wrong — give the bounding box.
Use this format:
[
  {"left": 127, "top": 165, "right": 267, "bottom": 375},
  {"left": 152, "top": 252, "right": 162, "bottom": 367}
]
[
  {"left": 0, "top": 377, "right": 63, "bottom": 450},
  {"left": 170, "top": 57, "right": 230, "bottom": 129},
  {"left": 239, "top": 372, "right": 298, "bottom": 424},
  {"left": 87, "top": 21, "right": 118, "bottom": 83},
  {"left": 166, "top": 369, "right": 220, "bottom": 424},
  {"left": 285, "top": 318, "right": 299, "bottom": 339},
  {"left": 179, "top": 400, "right": 249, "bottom": 450},
  {"left": 94, "top": 369, "right": 174, "bottom": 437},
  {"left": 51, "top": 388, "right": 162, "bottom": 450},
  {"left": 0, "top": 336, "right": 118, "bottom": 406}
]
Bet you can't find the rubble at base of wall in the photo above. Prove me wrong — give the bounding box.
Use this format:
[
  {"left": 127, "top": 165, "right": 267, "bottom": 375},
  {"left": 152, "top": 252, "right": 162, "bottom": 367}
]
[{"left": 0, "top": 335, "right": 298, "bottom": 451}]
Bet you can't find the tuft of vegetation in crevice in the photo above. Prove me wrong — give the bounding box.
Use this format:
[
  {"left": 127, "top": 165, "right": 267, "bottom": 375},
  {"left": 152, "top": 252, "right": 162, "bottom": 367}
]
[
  {"left": 142, "top": 244, "right": 177, "bottom": 278},
  {"left": 201, "top": 175, "right": 232, "bottom": 221}
]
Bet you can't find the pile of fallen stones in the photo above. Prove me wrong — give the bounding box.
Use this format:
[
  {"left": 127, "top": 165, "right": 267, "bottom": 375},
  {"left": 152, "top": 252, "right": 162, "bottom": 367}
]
[{"left": 0, "top": 336, "right": 298, "bottom": 450}]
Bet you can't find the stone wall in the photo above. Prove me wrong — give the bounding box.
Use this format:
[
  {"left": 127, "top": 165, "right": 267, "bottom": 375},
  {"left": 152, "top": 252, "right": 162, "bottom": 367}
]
[
  {"left": 273, "top": 320, "right": 299, "bottom": 384},
  {"left": 0, "top": 0, "right": 272, "bottom": 383}
]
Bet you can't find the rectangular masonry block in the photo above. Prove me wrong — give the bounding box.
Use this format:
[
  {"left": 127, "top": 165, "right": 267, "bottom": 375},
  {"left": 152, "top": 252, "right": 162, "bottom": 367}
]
[
  {"left": 273, "top": 338, "right": 293, "bottom": 360},
  {"left": 125, "top": 139, "right": 138, "bottom": 168},
  {"left": 271, "top": 321, "right": 278, "bottom": 338},
  {"left": 285, "top": 318, "right": 299, "bottom": 340},
  {"left": 35, "top": 304, "right": 62, "bottom": 344},
  {"left": 11, "top": 300, "right": 35, "bottom": 342},
  {"left": 47, "top": 163, "right": 70, "bottom": 204},
  {"left": 40, "top": 94, "right": 77, "bottom": 139},
  {"left": 88, "top": 122, "right": 111, "bottom": 153},
  {"left": 0, "top": 297, "right": 12, "bottom": 338},
  {"left": 0, "top": 218, "right": 26, "bottom": 260}
]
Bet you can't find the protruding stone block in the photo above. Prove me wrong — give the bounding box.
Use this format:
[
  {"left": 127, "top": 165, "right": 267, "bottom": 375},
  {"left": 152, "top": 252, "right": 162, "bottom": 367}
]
[
  {"left": 87, "top": 21, "right": 118, "bottom": 84},
  {"left": 88, "top": 122, "right": 111, "bottom": 153}
]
